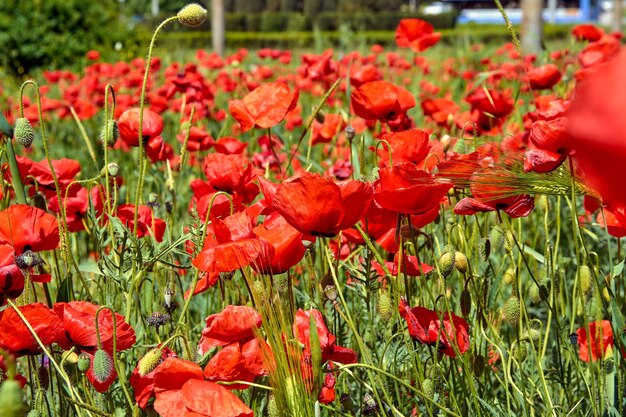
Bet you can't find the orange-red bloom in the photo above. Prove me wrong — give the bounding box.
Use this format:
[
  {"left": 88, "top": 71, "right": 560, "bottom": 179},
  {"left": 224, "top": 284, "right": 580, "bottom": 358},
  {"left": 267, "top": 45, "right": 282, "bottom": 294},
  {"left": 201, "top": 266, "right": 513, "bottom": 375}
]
[
  {"left": 229, "top": 81, "right": 299, "bottom": 133},
  {"left": 575, "top": 320, "right": 614, "bottom": 362},
  {"left": 0, "top": 303, "right": 64, "bottom": 356},
  {"left": 395, "top": 19, "right": 441, "bottom": 53},
  {"left": 351, "top": 80, "right": 416, "bottom": 128}
]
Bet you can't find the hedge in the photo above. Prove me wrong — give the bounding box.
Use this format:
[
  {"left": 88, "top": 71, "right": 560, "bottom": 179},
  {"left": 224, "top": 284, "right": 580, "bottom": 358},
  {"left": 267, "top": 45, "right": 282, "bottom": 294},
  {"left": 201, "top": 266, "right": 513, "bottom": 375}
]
[{"left": 140, "top": 24, "right": 575, "bottom": 50}]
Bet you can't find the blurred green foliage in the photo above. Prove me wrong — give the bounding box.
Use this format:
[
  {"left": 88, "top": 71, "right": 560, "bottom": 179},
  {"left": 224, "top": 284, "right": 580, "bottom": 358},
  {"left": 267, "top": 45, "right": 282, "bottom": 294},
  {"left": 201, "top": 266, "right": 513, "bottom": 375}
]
[{"left": 0, "top": 0, "right": 134, "bottom": 76}]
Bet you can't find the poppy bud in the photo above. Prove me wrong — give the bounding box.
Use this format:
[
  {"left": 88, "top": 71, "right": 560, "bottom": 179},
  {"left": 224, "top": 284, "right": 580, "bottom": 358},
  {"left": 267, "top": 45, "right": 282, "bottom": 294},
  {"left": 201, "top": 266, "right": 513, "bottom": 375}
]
[
  {"left": 438, "top": 249, "right": 455, "bottom": 278},
  {"left": 62, "top": 351, "right": 79, "bottom": 366},
  {"left": 345, "top": 125, "right": 355, "bottom": 141},
  {"left": 99, "top": 120, "right": 119, "bottom": 147},
  {"left": 163, "top": 288, "right": 174, "bottom": 310},
  {"left": 504, "top": 231, "right": 515, "bottom": 253},
  {"left": 489, "top": 226, "right": 504, "bottom": 251},
  {"left": 513, "top": 341, "right": 527, "bottom": 362},
  {"left": 602, "top": 287, "right": 610, "bottom": 302},
  {"left": 579, "top": 265, "right": 591, "bottom": 295},
  {"left": 398, "top": 224, "right": 418, "bottom": 240},
  {"left": 478, "top": 238, "right": 490, "bottom": 261},
  {"left": 29, "top": 192, "right": 47, "bottom": 211},
  {"left": 177, "top": 3, "right": 208, "bottom": 28},
  {"left": 529, "top": 283, "right": 541, "bottom": 305},
  {"left": 77, "top": 353, "right": 90, "bottom": 373},
  {"left": 267, "top": 394, "right": 279, "bottom": 417},
  {"left": 92, "top": 350, "right": 113, "bottom": 383},
  {"left": 473, "top": 354, "right": 485, "bottom": 377},
  {"left": 454, "top": 251, "right": 468, "bottom": 274},
  {"left": 362, "top": 393, "right": 378, "bottom": 415},
  {"left": 148, "top": 193, "right": 160, "bottom": 209},
  {"left": 0, "top": 379, "right": 26, "bottom": 417},
  {"left": 323, "top": 285, "right": 337, "bottom": 303},
  {"left": 503, "top": 268, "right": 516, "bottom": 285},
  {"left": 138, "top": 348, "right": 162, "bottom": 376},
  {"left": 37, "top": 366, "right": 49, "bottom": 391},
  {"left": 422, "top": 378, "right": 435, "bottom": 399},
  {"left": 377, "top": 290, "right": 392, "bottom": 321},
  {"left": 13, "top": 117, "right": 34, "bottom": 148},
  {"left": 502, "top": 296, "right": 520, "bottom": 326},
  {"left": 460, "top": 289, "right": 471, "bottom": 317},
  {"left": 340, "top": 393, "right": 355, "bottom": 414},
  {"left": 315, "top": 110, "right": 325, "bottom": 124}
]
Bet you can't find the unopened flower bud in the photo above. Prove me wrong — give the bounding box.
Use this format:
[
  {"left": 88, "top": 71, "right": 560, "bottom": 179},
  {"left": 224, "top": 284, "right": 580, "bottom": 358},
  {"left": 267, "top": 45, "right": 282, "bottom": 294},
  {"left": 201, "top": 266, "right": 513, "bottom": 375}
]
[
  {"left": 138, "top": 348, "right": 163, "bottom": 376},
  {"left": 99, "top": 120, "right": 119, "bottom": 147},
  {"left": 579, "top": 265, "right": 591, "bottom": 295},
  {"left": 460, "top": 289, "right": 471, "bottom": 317},
  {"left": 454, "top": 251, "right": 468, "bottom": 274},
  {"left": 377, "top": 290, "right": 392, "bottom": 321},
  {"left": 502, "top": 296, "right": 520, "bottom": 326},
  {"left": 92, "top": 350, "right": 113, "bottom": 383},
  {"left": 345, "top": 125, "right": 355, "bottom": 141},
  {"left": 77, "top": 353, "right": 91, "bottom": 373},
  {"left": 438, "top": 250, "right": 455, "bottom": 278},
  {"left": 14, "top": 117, "right": 34, "bottom": 148},
  {"left": 103, "top": 162, "right": 119, "bottom": 177},
  {"left": 177, "top": 3, "right": 208, "bottom": 28}
]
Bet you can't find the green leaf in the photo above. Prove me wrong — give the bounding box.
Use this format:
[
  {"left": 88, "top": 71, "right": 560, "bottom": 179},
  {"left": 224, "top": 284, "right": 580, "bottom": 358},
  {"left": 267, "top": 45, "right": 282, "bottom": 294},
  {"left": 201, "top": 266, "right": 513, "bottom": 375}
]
[
  {"left": 0, "top": 111, "right": 13, "bottom": 137},
  {"left": 611, "top": 259, "right": 624, "bottom": 278}
]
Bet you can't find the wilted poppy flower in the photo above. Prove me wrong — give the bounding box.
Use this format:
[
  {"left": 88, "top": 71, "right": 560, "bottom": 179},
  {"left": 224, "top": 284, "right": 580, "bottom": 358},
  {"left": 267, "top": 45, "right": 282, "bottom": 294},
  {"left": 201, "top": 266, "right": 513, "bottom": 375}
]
[
  {"left": 117, "top": 107, "right": 164, "bottom": 147},
  {"left": 351, "top": 80, "right": 416, "bottom": 128},
  {"left": 399, "top": 298, "right": 470, "bottom": 357},
  {"left": 268, "top": 172, "right": 373, "bottom": 237},
  {"left": 0, "top": 204, "right": 59, "bottom": 266},
  {"left": 153, "top": 358, "right": 253, "bottom": 417},
  {"left": 575, "top": 320, "right": 614, "bottom": 362},
  {"left": 229, "top": 81, "right": 299, "bottom": 133},
  {"left": 373, "top": 163, "right": 451, "bottom": 215},
  {"left": 0, "top": 303, "right": 65, "bottom": 356},
  {"left": 395, "top": 19, "right": 442, "bottom": 52},
  {"left": 527, "top": 64, "right": 562, "bottom": 90},
  {"left": 0, "top": 264, "right": 24, "bottom": 306},
  {"left": 114, "top": 205, "right": 166, "bottom": 242}
]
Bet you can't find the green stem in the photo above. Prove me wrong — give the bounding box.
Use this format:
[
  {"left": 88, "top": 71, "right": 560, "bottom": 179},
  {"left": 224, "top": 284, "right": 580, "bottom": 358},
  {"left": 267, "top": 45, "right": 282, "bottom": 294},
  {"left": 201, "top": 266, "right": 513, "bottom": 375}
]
[{"left": 4, "top": 139, "right": 27, "bottom": 204}]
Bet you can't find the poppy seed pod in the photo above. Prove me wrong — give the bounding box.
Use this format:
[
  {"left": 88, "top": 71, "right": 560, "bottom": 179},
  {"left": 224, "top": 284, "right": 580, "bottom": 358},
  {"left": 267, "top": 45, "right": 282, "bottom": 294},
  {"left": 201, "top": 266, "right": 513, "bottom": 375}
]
[
  {"left": 92, "top": 350, "right": 113, "bottom": 383},
  {"left": 14, "top": 117, "right": 34, "bottom": 148},
  {"left": 177, "top": 3, "right": 208, "bottom": 28}
]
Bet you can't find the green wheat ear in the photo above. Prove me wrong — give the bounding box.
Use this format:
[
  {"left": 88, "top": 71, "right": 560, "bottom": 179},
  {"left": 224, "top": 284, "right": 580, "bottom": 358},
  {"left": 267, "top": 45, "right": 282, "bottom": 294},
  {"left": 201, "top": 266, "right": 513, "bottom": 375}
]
[
  {"left": 0, "top": 111, "right": 13, "bottom": 137},
  {"left": 92, "top": 350, "right": 113, "bottom": 383}
]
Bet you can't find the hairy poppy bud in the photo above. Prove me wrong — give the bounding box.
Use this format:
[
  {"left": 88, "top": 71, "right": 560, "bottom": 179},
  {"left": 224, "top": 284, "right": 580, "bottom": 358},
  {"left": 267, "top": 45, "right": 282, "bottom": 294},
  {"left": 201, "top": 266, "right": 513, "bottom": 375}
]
[
  {"left": 177, "top": 3, "right": 208, "bottom": 28},
  {"left": 92, "top": 350, "right": 113, "bottom": 383},
  {"left": 422, "top": 378, "right": 434, "bottom": 399},
  {"left": 138, "top": 348, "right": 162, "bottom": 376},
  {"left": 460, "top": 289, "right": 471, "bottom": 317},
  {"left": 14, "top": 117, "right": 34, "bottom": 148},
  {"left": 0, "top": 379, "right": 26, "bottom": 417},
  {"left": 579, "top": 265, "right": 591, "bottom": 295},
  {"left": 99, "top": 120, "right": 119, "bottom": 147},
  {"left": 454, "top": 251, "right": 468, "bottom": 274},
  {"left": 489, "top": 226, "right": 504, "bottom": 251},
  {"left": 37, "top": 366, "right": 49, "bottom": 391},
  {"left": 513, "top": 341, "right": 527, "bottom": 362},
  {"left": 77, "top": 353, "right": 90, "bottom": 373},
  {"left": 377, "top": 290, "right": 392, "bottom": 321},
  {"left": 478, "top": 238, "right": 490, "bottom": 261},
  {"left": 103, "top": 162, "right": 119, "bottom": 177},
  {"left": 502, "top": 296, "right": 520, "bottom": 326},
  {"left": 340, "top": 393, "right": 355, "bottom": 414},
  {"left": 473, "top": 354, "right": 485, "bottom": 377},
  {"left": 504, "top": 231, "right": 515, "bottom": 253},
  {"left": 529, "top": 283, "right": 541, "bottom": 305},
  {"left": 62, "top": 351, "right": 78, "bottom": 366}
]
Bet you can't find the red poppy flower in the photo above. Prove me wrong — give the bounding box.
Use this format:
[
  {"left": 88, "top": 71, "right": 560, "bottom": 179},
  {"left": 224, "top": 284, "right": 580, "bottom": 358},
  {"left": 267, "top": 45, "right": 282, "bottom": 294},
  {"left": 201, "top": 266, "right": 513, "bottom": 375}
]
[
  {"left": 395, "top": 19, "right": 442, "bottom": 53},
  {"left": 0, "top": 264, "right": 24, "bottom": 306},
  {"left": 0, "top": 303, "right": 65, "bottom": 356},
  {"left": 575, "top": 320, "right": 613, "bottom": 362},
  {"left": 293, "top": 309, "right": 357, "bottom": 365},
  {"left": 527, "top": 64, "right": 562, "bottom": 90},
  {"left": 267, "top": 172, "right": 373, "bottom": 237},
  {"left": 198, "top": 305, "right": 262, "bottom": 354},
  {"left": 153, "top": 358, "right": 253, "bottom": 417},
  {"left": 572, "top": 24, "right": 605, "bottom": 42},
  {"left": 0, "top": 205, "right": 59, "bottom": 265},
  {"left": 130, "top": 347, "right": 177, "bottom": 409},
  {"left": 373, "top": 163, "right": 451, "bottom": 215},
  {"left": 568, "top": 49, "right": 626, "bottom": 208},
  {"left": 48, "top": 186, "right": 104, "bottom": 232},
  {"left": 577, "top": 35, "right": 620, "bottom": 69},
  {"left": 54, "top": 301, "right": 136, "bottom": 392},
  {"left": 349, "top": 64, "right": 382, "bottom": 88},
  {"left": 421, "top": 98, "right": 460, "bottom": 126},
  {"left": 311, "top": 113, "right": 343, "bottom": 145},
  {"left": 178, "top": 126, "right": 214, "bottom": 152},
  {"left": 351, "top": 80, "right": 416, "bottom": 127},
  {"left": 117, "top": 107, "right": 164, "bottom": 148},
  {"left": 203, "top": 338, "right": 269, "bottom": 390},
  {"left": 372, "top": 252, "right": 434, "bottom": 277},
  {"left": 399, "top": 298, "right": 470, "bottom": 357},
  {"left": 15, "top": 156, "right": 81, "bottom": 198},
  {"left": 229, "top": 81, "right": 299, "bottom": 133},
  {"left": 114, "top": 205, "right": 166, "bottom": 242},
  {"left": 203, "top": 153, "right": 259, "bottom": 204},
  {"left": 524, "top": 117, "right": 569, "bottom": 173},
  {"left": 192, "top": 234, "right": 273, "bottom": 276},
  {"left": 252, "top": 214, "right": 306, "bottom": 275},
  {"left": 375, "top": 129, "right": 436, "bottom": 168}
]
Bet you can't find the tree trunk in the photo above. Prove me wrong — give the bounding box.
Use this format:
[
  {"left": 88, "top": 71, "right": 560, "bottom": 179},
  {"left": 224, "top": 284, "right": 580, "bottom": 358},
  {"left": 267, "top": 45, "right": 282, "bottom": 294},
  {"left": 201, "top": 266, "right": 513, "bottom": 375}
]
[
  {"left": 212, "top": 0, "right": 225, "bottom": 57},
  {"left": 613, "top": 0, "right": 623, "bottom": 33},
  {"left": 521, "top": 0, "right": 543, "bottom": 54}
]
